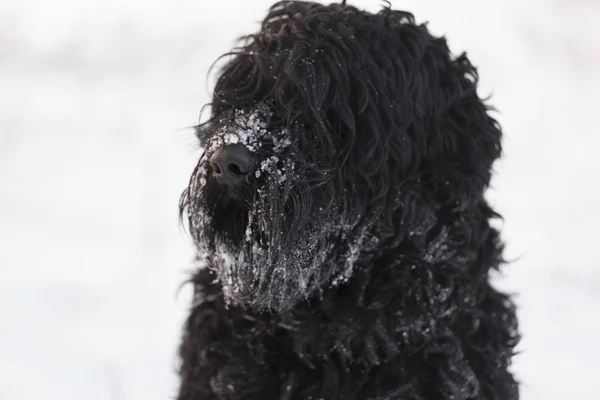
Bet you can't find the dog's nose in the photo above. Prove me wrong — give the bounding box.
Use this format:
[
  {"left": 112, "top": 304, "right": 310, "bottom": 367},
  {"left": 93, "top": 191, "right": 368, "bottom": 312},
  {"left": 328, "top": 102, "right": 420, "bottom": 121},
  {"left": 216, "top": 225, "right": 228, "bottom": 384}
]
[{"left": 209, "top": 144, "right": 256, "bottom": 185}]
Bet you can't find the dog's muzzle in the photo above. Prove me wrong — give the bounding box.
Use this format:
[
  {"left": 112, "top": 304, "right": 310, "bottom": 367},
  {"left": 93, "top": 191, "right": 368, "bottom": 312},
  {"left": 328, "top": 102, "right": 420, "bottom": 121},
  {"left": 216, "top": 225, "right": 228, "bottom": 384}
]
[{"left": 209, "top": 144, "right": 256, "bottom": 186}]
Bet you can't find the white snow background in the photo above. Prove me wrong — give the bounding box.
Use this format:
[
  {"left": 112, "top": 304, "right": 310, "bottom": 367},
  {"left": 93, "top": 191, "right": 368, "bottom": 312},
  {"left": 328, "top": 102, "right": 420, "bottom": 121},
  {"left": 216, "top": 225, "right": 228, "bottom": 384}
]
[{"left": 1, "top": 0, "right": 599, "bottom": 399}]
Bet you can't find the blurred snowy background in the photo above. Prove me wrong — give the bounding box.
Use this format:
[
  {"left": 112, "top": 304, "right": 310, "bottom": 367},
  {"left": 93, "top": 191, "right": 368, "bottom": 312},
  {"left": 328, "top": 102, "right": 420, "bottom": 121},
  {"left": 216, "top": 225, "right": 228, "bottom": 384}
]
[{"left": 1, "top": 0, "right": 599, "bottom": 399}]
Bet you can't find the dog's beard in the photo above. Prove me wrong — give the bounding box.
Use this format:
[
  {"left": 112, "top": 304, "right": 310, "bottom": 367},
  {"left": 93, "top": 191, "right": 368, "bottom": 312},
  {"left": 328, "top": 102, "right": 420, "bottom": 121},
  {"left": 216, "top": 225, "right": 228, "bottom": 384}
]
[{"left": 188, "top": 156, "right": 373, "bottom": 311}]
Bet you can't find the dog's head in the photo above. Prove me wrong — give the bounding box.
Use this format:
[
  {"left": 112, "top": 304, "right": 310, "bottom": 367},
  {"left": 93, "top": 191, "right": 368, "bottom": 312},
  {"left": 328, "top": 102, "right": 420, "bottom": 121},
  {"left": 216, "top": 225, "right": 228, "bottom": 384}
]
[{"left": 181, "top": 1, "right": 502, "bottom": 311}]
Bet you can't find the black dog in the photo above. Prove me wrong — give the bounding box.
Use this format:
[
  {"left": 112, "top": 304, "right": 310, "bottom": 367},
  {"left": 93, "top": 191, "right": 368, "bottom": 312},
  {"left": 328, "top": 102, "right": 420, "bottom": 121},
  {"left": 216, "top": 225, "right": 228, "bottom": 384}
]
[{"left": 178, "top": 1, "right": 519, "bottom": 399}]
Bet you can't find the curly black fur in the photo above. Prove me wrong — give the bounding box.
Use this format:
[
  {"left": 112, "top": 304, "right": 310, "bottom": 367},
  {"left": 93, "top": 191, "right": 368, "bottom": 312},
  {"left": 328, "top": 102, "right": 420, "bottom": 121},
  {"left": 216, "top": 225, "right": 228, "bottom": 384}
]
[{"left": 178, "top": 1, "right": 519, "bottom": 399}]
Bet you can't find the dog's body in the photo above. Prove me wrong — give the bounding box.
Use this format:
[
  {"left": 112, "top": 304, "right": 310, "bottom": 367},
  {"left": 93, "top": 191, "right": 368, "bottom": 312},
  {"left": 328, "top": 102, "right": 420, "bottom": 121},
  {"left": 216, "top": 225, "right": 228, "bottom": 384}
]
[{"left": 178, "top": 2, "right": 519, "bottom": 399}]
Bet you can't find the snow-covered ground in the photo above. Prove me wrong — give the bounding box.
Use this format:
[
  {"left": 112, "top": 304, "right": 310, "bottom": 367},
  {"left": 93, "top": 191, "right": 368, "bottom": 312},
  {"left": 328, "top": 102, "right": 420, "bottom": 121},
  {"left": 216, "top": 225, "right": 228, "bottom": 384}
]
[{"left": 1, "top": 0, "right": 598, "bottom": 399}]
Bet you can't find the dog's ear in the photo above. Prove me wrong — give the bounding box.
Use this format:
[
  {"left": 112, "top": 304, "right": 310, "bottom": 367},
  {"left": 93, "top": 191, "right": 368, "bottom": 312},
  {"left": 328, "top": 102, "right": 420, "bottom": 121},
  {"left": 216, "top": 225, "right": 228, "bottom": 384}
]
[{"left": 418, "top": 46, "right": 502, "bottom": 206}]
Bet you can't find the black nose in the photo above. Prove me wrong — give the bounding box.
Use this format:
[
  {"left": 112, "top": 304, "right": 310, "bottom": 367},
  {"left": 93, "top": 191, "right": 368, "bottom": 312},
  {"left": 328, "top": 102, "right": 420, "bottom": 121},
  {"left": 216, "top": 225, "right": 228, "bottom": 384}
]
[{"left": 209, "top": 144, "right": 256, "bottom": 185}]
